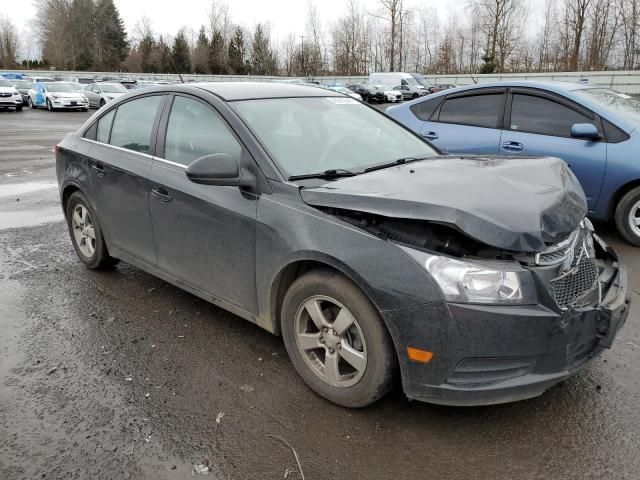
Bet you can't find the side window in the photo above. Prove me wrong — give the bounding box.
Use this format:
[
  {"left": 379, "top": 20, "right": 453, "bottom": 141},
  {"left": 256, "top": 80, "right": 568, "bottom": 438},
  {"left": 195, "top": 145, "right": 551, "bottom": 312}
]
[
  {"left": 110, "top": 95, "right": 164, "bottom": 154},
  {"left": 410, "top": 96, "right": 444, "bottom": 121},
  {"left": 510, "top": 94, "right": 596, "bottom": 137},
  {"left": 96, "top": 109, "right": 115, "bottom": 143},
  {"left": 401, "top": 79, "right": 408, "bottom": 85},
  {"left": 438, "top": 93, "right": 505, "bottom": 128},
  {"left": 164, "top": 96, "right": 242, "bottom": 166}
]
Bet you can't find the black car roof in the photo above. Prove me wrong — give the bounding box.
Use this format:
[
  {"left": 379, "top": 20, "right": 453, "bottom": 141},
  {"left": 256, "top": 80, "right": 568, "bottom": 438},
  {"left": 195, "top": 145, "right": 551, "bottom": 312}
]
[{"left": 191, "top": 81, "right": 343, "bottom": 101}]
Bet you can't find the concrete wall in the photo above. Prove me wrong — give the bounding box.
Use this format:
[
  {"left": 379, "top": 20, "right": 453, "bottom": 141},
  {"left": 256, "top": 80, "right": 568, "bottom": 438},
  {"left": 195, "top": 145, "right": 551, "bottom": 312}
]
[{"left": 4, "top": 69, "right": 640, "bottom": 93}]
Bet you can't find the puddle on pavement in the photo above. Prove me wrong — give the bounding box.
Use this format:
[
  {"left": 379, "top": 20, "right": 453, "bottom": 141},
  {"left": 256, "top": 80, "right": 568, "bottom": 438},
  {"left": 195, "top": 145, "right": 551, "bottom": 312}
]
[
  {"left": 0, "top": 181, "right": 58, "bottom": 198},
  {"left": 0, "top": 208, "right": 63, "bottom": 230}
]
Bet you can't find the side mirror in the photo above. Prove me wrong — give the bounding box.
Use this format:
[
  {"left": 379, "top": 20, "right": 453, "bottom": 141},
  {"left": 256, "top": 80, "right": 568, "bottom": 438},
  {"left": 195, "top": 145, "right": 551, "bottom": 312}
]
[
  {"left": 571, "top": 123, "right": 600, "bottom": 140},
  {"left": 185, "top": 153, "right": 256, "bottom": 189}
]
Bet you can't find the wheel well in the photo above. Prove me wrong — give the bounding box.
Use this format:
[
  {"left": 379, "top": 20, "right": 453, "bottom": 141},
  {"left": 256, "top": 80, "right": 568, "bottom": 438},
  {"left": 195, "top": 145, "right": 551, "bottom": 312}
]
[
  {"left": 61, "top": 185, "right": 80, "bottom": 216},
  {"left": 271, "top": 261, "right": 335, "bottom": 336},
  {"left": 608, "top": 179, "right": 640, "bottom": 218}
]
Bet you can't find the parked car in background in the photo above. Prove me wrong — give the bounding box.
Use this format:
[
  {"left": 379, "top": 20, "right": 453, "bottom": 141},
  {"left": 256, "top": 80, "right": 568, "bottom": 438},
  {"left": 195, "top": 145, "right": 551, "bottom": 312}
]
[
  {"left": 375, "top": 85, "right": 403, "bottom": 103},
  {"left": 0, "top": 77, "right": 23, "bottom": 111},
  {"left": 11, "top": 79, "right": 33, "bottom": 104},
  {"left": 131, "top": 81, "right": 157, "bottom": 90},
  {"left": 56, "top": 82, "right": 628, "bottom": 408},
  {"left": 347, "top": 84, "right": 385, "bottom": 103},
  {"left": 434, "top": 83, "right": 458, "bottom": 91},
  {"left": 393, "top": 84, "right": 427, "bottom": 100},
  {"left": 329, "top": 86, "right": 362, "bottom": 101},
  {"left": 25, "top": 76, "right": 56, "bottom": 84},
  {"left": 28, "top": 82, "right": 89, "bottom": 111},
  {"left": 83, "top": 82, "right": 128, "bottom": 108},
  {"left": 387, "top": 80, "right": 640, "bottom": 245}
]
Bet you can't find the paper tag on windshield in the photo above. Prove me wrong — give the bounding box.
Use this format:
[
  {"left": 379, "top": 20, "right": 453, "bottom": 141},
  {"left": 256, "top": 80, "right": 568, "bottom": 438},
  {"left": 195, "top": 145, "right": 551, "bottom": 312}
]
[{"left": 328, "top": 97, "right": 359, "bottom": 104}]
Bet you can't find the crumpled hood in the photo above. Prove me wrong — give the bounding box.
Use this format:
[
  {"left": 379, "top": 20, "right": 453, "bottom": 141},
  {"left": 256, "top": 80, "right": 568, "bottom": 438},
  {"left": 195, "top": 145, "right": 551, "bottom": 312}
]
[{"left": 300, "top": 156, "right": 587, "bottom": 252}]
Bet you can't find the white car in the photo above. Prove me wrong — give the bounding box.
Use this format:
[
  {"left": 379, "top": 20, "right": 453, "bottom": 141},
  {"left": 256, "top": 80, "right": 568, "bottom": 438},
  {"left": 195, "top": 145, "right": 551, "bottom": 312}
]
[
  {"left": 375, "top": 85, "right": 403, "bottom": 103},
  {"left": 329, "top": 86, "right": 363, "bottom": 101},
  {"left": 83, "top": 82, "right": 128, "bottom": 108},
  {"left": 28, "top": 82, "right": 89, "bottom": 111},
  {"left": 0, "top": 77, "right": 24, "bottom": 112}
]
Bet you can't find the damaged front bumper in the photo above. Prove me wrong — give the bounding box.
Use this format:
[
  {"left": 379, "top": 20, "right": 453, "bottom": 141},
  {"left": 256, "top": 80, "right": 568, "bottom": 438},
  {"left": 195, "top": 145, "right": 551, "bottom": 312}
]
[{"left": 384, "top": 236, "right": 630, "bottom": 407}]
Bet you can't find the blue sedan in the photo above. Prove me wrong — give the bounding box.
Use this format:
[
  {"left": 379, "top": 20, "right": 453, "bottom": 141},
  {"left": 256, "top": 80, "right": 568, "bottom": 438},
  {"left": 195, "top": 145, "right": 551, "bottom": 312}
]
[{"left": 387, "top": 81, "right": 640, "bottom": 245}]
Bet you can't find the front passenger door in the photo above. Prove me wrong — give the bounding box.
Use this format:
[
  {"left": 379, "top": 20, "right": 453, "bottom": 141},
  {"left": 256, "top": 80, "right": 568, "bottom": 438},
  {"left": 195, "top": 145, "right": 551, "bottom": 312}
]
[
  {"left": 500, "top": 90, "right": 607, "bottom": 210},
  {"left": 148, "top": 94, "right": 258, "bottom": 314}
]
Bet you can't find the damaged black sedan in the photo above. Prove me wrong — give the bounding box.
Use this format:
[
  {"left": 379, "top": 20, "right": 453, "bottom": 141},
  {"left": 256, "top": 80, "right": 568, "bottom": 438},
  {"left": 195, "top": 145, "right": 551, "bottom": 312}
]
[{"left": 56, "top": 82, "right": 630, "bottom": 407}]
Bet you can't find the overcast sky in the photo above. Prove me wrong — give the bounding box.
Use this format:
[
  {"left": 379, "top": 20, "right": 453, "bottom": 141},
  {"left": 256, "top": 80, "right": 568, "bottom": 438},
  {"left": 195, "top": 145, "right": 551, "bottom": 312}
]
[{"left": 14, "top": 0, "right": 543, "bottom": 58}]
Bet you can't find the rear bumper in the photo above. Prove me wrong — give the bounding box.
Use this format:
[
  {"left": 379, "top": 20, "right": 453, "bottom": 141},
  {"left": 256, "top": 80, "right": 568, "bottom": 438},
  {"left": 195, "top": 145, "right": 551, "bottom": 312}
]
[{"left": 384, "top": 238, "right": 630, "bottom": 406}]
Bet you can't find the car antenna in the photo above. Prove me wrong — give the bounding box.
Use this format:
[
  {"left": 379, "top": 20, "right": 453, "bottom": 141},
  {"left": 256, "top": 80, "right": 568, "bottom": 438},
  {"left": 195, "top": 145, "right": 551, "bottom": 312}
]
[{"left": 170, "top": 58, "right": 185, "bottom": 84}]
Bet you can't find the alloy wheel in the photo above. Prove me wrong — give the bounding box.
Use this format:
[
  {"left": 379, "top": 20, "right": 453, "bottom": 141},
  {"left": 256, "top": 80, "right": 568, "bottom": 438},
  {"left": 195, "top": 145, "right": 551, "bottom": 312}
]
[
  {"left": 628, "top": 200, "right": 640, "bottom": 238},
  {"left": 294, "top": 295, "right": 367, "bottom": 388},
  {"left": 72, "top": 204, "right": 96, "bottom": 258}
]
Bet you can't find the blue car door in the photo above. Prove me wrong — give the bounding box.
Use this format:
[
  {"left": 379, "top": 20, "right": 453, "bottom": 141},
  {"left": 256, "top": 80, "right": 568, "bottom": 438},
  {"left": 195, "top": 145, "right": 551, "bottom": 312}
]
[
  {"left": 35, "top": 82, "right": 46, "bottom": 106},
  {"left": 415, "top": 88, "right": 505, "bottom": 154},
  {"left": 500, "top": 89, "right": 607, "bottom": 210}
]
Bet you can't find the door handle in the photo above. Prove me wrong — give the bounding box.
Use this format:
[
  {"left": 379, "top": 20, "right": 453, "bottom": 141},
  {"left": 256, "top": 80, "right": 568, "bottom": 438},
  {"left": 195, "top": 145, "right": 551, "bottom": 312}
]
[
  {"left": 92, "top": 163, "right": 105, "bottom": 177},
  {"left": 422, "top": 131, "right": 439, "bottom": 140},
  {"left": 501, "top": 141, "right": 524, "bottom": 152},
  {"left": 151, "top": 187, "right": 173, "bottom": 202}
]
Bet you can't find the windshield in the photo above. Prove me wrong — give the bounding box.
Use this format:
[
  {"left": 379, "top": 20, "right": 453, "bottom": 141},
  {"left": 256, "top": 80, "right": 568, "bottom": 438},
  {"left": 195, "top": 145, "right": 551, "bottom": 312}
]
[
  {"left": 232, "top": 97, "right": 437, "bottom": 177},
  {"left": 100, "top": 84, "right": 127, "bottom": 93},
  {"left": 0, "top": 78, "right": 12, "bottom": 87},
  {"left": 404, "top": 77, "right": 420, "bottom": 86},
  {"left": 12, "top": 80, "right": 32, "bottom": 89},
  {"left": 45, "top": 83, "right": 75, "bottom": 93},
  {"left": 574, "top": 88, "right": 640, "bottom": 124},
  {"left": 410, "top": 73, "right": 432, "bottom": 88}
]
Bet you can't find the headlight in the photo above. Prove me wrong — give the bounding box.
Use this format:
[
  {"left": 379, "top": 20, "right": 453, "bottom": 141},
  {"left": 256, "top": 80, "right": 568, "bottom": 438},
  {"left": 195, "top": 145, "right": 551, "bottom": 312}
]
[
  {"left": 51, "top": 94, "right": 60, "bottom": 99},
  {"left": 424, "top": 255, "right": 524, "bottom": 304}
]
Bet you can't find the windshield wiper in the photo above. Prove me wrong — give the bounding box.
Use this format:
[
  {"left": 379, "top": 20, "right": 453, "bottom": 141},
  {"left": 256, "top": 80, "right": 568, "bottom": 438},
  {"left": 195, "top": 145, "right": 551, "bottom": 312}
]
[
  {"left": 363, "top": 156, "right": 430, "bottom": 173},
  {"left": 288, "top": 169, "right": 358, "bottom": 181}
]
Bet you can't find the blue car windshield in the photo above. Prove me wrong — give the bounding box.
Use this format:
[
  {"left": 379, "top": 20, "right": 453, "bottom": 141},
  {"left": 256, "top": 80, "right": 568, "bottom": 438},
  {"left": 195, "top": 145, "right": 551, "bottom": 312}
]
[
  {"left": 232, "top": 97, "right": 437, "bottom": 176},
  {"left": 574, "top": 88, "right": 640, "bottom": 124}
]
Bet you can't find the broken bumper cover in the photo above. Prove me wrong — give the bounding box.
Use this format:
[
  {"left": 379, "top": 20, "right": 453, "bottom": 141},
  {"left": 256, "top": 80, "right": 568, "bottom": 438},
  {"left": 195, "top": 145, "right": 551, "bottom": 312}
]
[{"left": 384, "top": 242, "right": 629, "bottom": 407}]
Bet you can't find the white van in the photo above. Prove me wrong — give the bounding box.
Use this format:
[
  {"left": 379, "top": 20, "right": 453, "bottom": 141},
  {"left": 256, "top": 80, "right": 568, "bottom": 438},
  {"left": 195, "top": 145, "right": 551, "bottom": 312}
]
[{"left": 368, "top": 72, "right": 426, "bottom": 89}]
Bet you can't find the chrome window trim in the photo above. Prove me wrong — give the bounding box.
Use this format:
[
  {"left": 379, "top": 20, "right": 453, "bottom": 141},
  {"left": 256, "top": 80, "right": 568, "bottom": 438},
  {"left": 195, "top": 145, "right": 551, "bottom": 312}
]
[{"left": 79, "top": 137, "right": 154, "bottom": 160}]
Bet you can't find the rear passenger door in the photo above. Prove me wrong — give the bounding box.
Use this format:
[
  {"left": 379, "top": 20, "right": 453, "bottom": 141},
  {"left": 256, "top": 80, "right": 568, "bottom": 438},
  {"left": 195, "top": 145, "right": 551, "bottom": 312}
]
[
  {"left": 148, "top": 94, "right": 258, "bottom": 314},
  {"left": 416, "top": 89, "right": 505, "bottom": 154},
  {"left": 86, "top": 94, "right": 166, "bottom": 265},
  {"left": 500, "top": 89, "right": 607, "bottom": 210}
]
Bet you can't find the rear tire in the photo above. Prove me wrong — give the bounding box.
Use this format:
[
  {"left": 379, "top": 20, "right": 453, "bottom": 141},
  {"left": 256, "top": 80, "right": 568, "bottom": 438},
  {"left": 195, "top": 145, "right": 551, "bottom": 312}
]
[
  {"left": 99, "top": 99, "right": 106, "bottom": 108},
  {"left": 65, "top": 191, "right": 118, "bottom": 269},
  {"left": 615, "top": 186, "right": 640, "bottom": 246},
  {"left": 15, "top": 105, "right": 22, "bottom": 112},
  {"left": 281, "top": 269, "right": 396, "bottom": 408},
  {"left": 28, "top": 97, "right": 35, "bottom": 109}
]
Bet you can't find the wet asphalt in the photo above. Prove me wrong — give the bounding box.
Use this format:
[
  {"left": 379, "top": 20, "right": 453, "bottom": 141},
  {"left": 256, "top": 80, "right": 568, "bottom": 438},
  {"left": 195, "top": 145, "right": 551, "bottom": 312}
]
[{"left": 1, "top": 106, "right": 639, "bottom": 480}]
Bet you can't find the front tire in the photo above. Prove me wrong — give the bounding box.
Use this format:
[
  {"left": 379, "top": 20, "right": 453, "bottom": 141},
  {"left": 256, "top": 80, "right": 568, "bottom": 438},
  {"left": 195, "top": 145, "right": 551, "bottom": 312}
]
[
  {"left": 615, "top": 186, "right": 640, "bottom": 246},
  {"left": 65, "top": 191, "right": 118, "bottom": 269},
  {"left": 46, "top": 99, "right": 53, "bottom": 111},
  {"left": 281, "top": 269, "right": 396, "bottom": 408},
  {"left": 15, "top": 105, "right": 22, "bottom": 112}
]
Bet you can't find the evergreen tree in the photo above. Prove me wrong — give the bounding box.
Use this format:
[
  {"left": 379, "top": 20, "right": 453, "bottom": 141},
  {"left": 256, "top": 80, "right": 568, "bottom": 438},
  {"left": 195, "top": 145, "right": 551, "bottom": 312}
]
[
  {"left": 94, "top": 0, "right": 128, "bottom": 69},
  {"left": 139, "top": 33, "right": 156, "bottom": 73},
  {"left": 158, "top": 37, "right": 172, "bottom": 72},
  {"left": 208, "top": 30, "right": 226, "bottom": 74},
  {"left": 70, "top": 0, "right": 95, "bottom": 70},
  {"left": 228, "top": 26, "right": 246, "bottom": 74},
  {"left": 250, "top": 24, "right": 276, "bottom": 75},
  {"left": 171, "top": 29, "right": 191, "bottom": 74},
  {"left": 193, "top": 26, "right": 209, "bottom": 74}
]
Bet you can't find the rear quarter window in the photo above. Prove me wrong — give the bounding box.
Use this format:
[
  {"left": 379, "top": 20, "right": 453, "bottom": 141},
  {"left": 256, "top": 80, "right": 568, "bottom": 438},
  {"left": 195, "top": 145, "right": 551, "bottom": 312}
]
[{"left": 410, "top": 97, "right": 444, "bottom": 121}]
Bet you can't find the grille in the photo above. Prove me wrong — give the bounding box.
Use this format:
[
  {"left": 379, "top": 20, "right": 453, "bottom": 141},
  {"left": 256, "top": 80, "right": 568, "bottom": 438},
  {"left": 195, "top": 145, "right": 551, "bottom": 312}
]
[
  {"left": 0, "top": 92, "right": 11, "bottom": 98},
  {"left": 549, "top": 240, "right": 599, "bottom": 310}
]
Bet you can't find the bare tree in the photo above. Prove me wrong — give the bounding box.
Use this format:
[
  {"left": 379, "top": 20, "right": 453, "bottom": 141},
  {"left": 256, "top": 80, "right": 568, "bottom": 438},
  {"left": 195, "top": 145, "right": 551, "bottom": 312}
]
[
  {"left": 560, "top": 0, "right": 591, "bottom": 70},
  {"left": 0, "top": 15, "right": 20, "bottom": 68}
]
